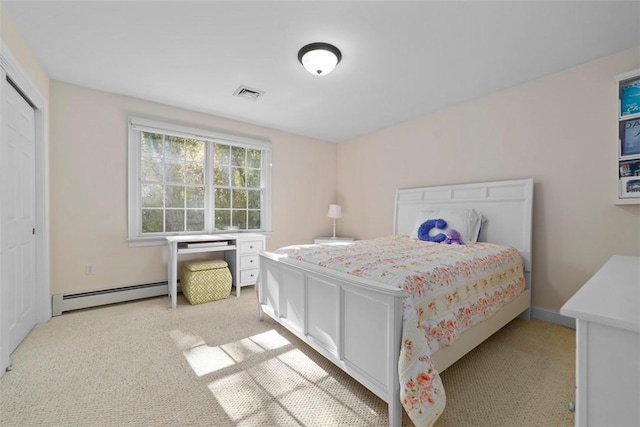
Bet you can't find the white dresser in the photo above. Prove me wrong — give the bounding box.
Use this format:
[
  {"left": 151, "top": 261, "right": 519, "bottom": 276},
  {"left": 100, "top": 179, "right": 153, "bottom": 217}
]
[
  {"left": 560, "top": 255, "right": 640, "bottom": 427},
  {"left": 225, "top": 234, "right": 265, "bottom": 296}
]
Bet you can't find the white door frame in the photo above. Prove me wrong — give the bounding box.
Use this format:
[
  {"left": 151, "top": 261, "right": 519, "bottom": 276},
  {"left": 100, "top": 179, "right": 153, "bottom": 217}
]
[{"left": 0, "top": 42, "right": 50, "bottom": 374}]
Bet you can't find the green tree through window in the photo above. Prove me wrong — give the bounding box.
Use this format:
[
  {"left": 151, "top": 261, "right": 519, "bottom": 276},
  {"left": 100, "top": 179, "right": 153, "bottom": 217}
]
[
  {"left": 213, "top": 144, "right": 262, "bottom": 231},
  {"left": 140, "top": 133, "right": 206, "bottom": 233},
  {"left": 129, "top": 117, "right": 271, "bottom": 240}
]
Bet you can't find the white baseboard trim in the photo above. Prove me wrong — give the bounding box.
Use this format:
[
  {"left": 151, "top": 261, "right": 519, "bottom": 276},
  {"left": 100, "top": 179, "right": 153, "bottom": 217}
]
[
  {"left": 531, "top": 305, "right": 575, "bottom": 329},
  {"left": 50, "top": 282, "right": 574, "bottom": 331},
  {"left": 52, "top": 281, "right": 170, "bottom": 316}
]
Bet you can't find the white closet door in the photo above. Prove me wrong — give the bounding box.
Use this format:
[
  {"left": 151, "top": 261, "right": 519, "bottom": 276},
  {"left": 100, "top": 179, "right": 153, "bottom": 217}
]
[{"left": 1, "top": 76, "right": 37, "bottom": 357}]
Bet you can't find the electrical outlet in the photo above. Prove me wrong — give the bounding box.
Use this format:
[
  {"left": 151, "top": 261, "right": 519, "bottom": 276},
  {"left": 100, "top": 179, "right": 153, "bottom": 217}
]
[{"left": 85, "top": 264, "right": 95, "bottom": 275}]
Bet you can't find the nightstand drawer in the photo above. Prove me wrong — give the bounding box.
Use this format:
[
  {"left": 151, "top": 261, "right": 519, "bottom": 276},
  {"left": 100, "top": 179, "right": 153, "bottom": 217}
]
[
  {"left": 239, "top": 240, "right": 263, "bottom": 254},
  {"left": 240, "top": 254, "right": 259, "bottom": 269},
  {"left": 240, "top": 268, "right": 259, "bottom": 284}
]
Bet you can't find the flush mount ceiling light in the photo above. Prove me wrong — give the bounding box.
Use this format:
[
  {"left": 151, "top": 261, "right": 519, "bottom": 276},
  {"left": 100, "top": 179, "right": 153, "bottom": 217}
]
[{"left": 297, "top": 42, "right": 342, "bottom": 76}]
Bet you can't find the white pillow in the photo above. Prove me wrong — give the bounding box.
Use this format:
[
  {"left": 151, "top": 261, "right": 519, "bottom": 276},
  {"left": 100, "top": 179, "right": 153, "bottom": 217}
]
[{"left": 411, "top": 208, "right": 483, "bottom": 243}]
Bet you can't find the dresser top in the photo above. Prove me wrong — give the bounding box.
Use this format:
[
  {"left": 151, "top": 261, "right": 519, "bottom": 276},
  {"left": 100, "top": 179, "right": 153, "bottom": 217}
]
[{"left": 560, "top": 255, "right": 640, "bottom": 333}]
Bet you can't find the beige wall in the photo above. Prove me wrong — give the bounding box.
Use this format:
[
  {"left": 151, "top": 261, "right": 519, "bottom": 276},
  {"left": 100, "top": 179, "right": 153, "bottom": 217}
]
[
  {"left": 49, "top": 81, "right": 336, "bottom": 295},
  {"left": 6, "top": 0, "right": 639, "bottom": 311},
  {"left": 338, "top": 47, "right": 640, "bottom": 311},
  {"left": 0, "top": 3, "right": 49, "bottom": 100}
]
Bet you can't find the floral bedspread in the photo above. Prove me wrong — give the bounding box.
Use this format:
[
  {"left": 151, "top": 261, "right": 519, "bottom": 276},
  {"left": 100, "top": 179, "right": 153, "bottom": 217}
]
[{"left": 274, "top": 235, "right": 526, "bottom": 426}]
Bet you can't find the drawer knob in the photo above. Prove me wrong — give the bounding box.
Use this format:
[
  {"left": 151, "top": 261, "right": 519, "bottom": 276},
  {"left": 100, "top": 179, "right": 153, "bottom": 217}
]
[{"left": 250, "top": 260, "right": 254, "bottom": 263}]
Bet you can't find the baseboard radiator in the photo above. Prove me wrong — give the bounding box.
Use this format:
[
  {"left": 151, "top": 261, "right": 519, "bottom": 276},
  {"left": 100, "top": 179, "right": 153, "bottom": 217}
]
[{"left": 52, "top": 281, "right": 171, "bottom": 316}]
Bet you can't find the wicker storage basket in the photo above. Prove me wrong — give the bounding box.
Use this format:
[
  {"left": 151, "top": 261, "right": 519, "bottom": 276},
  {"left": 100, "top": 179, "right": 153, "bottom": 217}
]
[{"left": 181, "top": 260, "right": 232, "bottom": 304}]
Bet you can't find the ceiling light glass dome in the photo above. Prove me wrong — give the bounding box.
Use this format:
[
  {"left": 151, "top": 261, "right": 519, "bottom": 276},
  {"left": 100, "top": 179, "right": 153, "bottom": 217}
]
[{"left": 298, "top": 43, "right": 342, "bottom": 76}]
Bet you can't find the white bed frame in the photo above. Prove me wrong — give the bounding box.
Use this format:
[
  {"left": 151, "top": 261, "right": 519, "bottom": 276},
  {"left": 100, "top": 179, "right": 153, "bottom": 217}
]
[{"left": 258, "top": 178, "right": 533, "bottom": 426}]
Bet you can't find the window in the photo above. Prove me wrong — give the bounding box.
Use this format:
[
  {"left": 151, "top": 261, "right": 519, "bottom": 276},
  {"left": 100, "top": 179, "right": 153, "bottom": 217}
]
[{"left": 128, "top": 117, "right": 271, "bottom": 244}]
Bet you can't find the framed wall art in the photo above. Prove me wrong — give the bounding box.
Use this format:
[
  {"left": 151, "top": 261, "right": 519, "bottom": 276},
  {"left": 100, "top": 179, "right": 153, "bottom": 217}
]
[
  {"left": 619, "top": 118, "right": 640, "bottom": 159},
  {"left": 619, "top": 158, "right": 640, "bottom": 178},
  {"left": 616, "top": 68, "right": 640, "bottom": 204},
  {"left": 620, "top": 76, "right": 640, "bottom": 118},
  {"left": 619, "top": 176, "right": 640, "bottom": 198}
]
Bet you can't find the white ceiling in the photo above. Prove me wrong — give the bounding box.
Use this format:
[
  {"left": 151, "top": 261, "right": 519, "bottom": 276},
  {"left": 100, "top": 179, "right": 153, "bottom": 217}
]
[{"left": 4, "top": 1, "right": 640, "bottom": 143}]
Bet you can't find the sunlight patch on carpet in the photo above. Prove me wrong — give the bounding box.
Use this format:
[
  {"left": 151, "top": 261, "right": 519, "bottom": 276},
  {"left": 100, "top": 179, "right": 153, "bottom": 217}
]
[
  {"left": 184, "top": 345, "right": 235, "bottom": 377},
  {"left": 171, "top": 327, "right": 379, "bottom": 424},
  {"left": 208, "top": 371, "right": 271, "bottom": 420},
  {"left": 220, "top": 337, "right": 265, "bottom": 362},
  {"left": 170, "top": 328, "right": 291, "bottom": 377},
  {"left": 208, "top": 347, "right": 378, "bottom": 425},
  {"left": 168, "top": 329, "right": 205, "bottom": 350},
  {"left": 250, "top": 329, "right": 290, "bottom": 350}
]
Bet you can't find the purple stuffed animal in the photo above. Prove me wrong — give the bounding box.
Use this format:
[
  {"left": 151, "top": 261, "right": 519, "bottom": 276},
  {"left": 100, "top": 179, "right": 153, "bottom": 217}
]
[{"left": 444, "top": 229, "right": 464, "bottom": 245}]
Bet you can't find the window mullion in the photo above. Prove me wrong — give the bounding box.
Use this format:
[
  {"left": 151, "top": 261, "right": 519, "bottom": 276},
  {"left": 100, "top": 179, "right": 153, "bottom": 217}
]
[
  {"left": 262, "top": 150, "right": 271, "bottom": 233},
  {"left": 205, "top": 141, "right": 214, "bottom": 232}
]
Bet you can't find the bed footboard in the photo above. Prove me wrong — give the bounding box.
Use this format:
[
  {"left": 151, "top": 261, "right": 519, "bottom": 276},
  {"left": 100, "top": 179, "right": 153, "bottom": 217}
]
[{"left": 258, "top": 251, "right": 406, "bottom": 426}]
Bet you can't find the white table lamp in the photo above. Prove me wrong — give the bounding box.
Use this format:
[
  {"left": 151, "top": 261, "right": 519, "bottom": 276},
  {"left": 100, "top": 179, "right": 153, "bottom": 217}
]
[{"left": 327, "top": 204, "right": 342, "bottom": 238}]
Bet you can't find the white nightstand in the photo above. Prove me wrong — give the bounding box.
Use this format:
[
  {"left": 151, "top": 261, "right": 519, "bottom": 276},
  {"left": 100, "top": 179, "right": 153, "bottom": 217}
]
[{"left": 314, "top": 236, "right": 355, "bottom": 244}]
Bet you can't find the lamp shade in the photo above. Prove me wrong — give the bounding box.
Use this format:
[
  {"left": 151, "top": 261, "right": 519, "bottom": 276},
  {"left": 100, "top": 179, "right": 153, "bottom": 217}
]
[
  {"left": 327, "top": 204, "right": 342, "bottom": 219},
  {"left": 298, "top": 42, "right": 342, "bottom": 76}
]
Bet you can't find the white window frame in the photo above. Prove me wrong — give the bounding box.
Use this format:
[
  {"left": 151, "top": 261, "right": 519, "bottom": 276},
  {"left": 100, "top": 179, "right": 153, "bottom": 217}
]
[{"left": 127, "top": 117, "right": 272, "bottom": 246}]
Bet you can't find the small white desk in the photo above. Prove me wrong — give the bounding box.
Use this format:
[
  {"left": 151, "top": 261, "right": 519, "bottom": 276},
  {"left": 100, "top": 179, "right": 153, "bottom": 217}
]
[
  {"left": 166, "top": 233, "right": 265, "bottom": 308},
  {"left": 560, "top": 255, "right": 640, "bottom": 427}
]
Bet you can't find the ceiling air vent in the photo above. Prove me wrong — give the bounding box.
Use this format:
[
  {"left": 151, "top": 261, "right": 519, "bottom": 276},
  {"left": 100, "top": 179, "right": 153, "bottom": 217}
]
[{"left": 233, "top": 85, "right": 264, "bottom": 101}]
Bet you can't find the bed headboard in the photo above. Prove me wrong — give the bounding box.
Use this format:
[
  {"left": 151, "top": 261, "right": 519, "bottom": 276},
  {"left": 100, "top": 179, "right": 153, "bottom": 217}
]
[{"left": 393, "top": 178, "right": 533, "bottom": 273}]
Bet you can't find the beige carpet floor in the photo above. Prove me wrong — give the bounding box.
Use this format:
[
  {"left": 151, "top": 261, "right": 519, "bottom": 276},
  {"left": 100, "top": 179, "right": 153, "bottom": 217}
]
[{"left": 0, "top": 288, "right": 575, "bottom": 426}]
